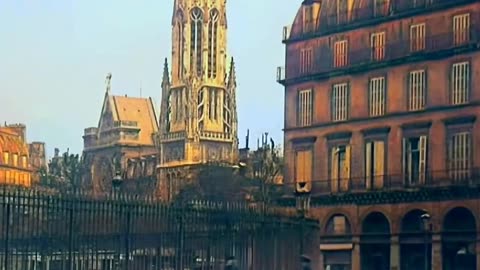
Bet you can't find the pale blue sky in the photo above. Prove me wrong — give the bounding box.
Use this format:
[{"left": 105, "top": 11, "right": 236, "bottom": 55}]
[{"left": 0, "top": 0, "right": 300, "bottom": 157}]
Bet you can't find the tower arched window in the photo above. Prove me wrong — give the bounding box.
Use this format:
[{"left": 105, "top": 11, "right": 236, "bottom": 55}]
[
  {"left": 208, "top": 9, "right": 219, "bottom": 78},
  {"left": 190, "top": 7, "right": 203, "bottom": 77},
  {"left": 175, "top": 11, "right": 184, "bottom": 80}
]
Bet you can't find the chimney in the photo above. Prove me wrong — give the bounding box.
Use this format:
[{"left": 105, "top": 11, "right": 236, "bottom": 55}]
[{"left": 7, "top": 123, "right": 27, "bottom": 142}]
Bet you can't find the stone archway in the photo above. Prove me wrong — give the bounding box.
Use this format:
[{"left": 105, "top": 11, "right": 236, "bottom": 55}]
[
  {"left": 400, "top": 209, "right": 432, "bottom": 270},
  {"left": 442, "top": 207, "right": 477, "bottom": 270},
  {"left": 361, "top": 212, "right": 390, "bottom": 270},
  {"left": 321, "top": 214, "right": 353, "bottom": 270}
]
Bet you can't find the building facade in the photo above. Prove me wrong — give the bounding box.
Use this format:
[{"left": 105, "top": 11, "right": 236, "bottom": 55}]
[
  {"left": 0, "top": 125, "right": 32, "bottom": 186},
  {"left": 82, "top": 74, "right": 158, "bottom": 193},
  {"left": 279, "top": 0, "right": 480, "bottom": 269},
  {"left": 157, "top": 0, "right": 238, "bottom": 201}
]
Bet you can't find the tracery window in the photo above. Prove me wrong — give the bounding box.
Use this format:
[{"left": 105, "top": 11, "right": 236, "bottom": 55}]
[
  {"left": 175, "top": 11, "right": 185, "bottom": 80},
  {"left": 208, "top": 9, "right": 219, "bottom": 78},
  {"left": 190, "top": 7, "right": 203, "bottom": 77}
]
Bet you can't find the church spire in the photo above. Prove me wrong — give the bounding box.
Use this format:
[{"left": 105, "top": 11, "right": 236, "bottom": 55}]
[
  {"left": 162, "top": 58, "right": 170, "bottom": 87},
  {"left": 227, "top": 57, "right": 236, "bottom": 89}
]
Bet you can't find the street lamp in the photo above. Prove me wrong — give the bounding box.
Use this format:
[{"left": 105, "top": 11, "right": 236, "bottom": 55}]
[
  {"left": 421, "top": 213, "right": 431, "bottom": 270},
  {"left": 295, "top": 182, "right": 311, "bottom": 254},
  {"left": 112, "top": 173, "right": 123, "bottom": 196}
]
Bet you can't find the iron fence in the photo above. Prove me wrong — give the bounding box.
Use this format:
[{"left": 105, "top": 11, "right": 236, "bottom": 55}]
[{"left": 0, "top": 187, "right": 319, "bottom": 270}]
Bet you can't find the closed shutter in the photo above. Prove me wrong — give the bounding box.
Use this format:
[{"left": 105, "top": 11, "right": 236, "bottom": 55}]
[
  {"left": 374, "top": 141, "right": 385, "bottom": 188},
  {"left": 295, "top": 151, "right": 305, "bottom": 184},
  {"left": 331, "top": 148, "right": 339, "bottom": 193},
  {"left": 304, "top": 150, "right": 313, "bottom": 192},
  {"left": 365, "top": 142, "right": 373, "bottom": 189},
  {"left": 419, "top": 136, "right": 428, "bottom": 184},
  {"left": 341, "top": 145, "right": 351, "bottom": 192}
]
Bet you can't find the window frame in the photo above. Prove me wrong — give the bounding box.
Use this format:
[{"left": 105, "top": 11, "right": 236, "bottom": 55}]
[
  {"left": 407, "top": 69, "right": 427, "bottom": 111},
  {"left": 410, "top": 23, "right": 426, "bottom": 52},
  {"left": 331, "top": 82, "right": 350, "bottom": 122},
  {"left": 450, "top": 60, "right": 470, "bottom": 105},
  {"left": 370, "top": 31, "right": 386, "bottom": 61},
  {"left": 445, "top": 122, "right": 474, "bottom": 182},
  {"left": 452, "top": 13, "right": 470, "bottom": 46},
  {"left": 297, "top": 88, "right": 314, "bottom": 127},
  {"left": 333, "top": 39, "right": 348, "bottom": 68},
  {"left": 368, "top": 75, "right": 387, "bottom": 117}
]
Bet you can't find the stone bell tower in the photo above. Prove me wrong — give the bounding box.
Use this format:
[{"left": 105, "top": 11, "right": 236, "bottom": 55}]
[{"left": 157, "top": 0, "right": 238, "bottom": 200}]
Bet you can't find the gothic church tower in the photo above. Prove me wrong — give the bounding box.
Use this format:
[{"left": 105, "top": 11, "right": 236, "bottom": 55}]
[{"left": 157, "top": 0, "right": 238, "bottom": 200}]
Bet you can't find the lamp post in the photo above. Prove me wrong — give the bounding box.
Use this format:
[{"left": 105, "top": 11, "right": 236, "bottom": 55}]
[
  {"left": 421, "top": 213, "right": 431, "bottom": 270},
  {"left": 112, "top": 173, "right": 123, "bottom": 197},
  {"left": 295, "top": 182, "right": 311, "bottom": 255}
]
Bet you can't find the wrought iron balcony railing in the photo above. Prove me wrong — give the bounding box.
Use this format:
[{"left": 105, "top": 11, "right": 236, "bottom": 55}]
[
  {"left": 282, "top": 25, "right": 479, "bottom": 83},
  {"left": 288, "top": 168, "right": 480, "bottom": 196}
]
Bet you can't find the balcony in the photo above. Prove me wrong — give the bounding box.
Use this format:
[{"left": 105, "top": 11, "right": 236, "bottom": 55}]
[
  {"left": 286, "top": 0, "right": 476, "bottom": 42},
  {"left": 281, "top": 25, "right": 480, "bottom": 85},
  {"left": 281, "top": 168, "right": 480, "bottom": 206}
]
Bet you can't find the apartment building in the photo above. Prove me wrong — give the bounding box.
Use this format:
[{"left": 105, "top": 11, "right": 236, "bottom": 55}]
[{"left": 278, "top": 0, "right": 480, "bottom": 269}]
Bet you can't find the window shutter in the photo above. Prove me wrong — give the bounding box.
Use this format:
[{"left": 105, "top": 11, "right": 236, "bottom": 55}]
[
  {"left": 374, "top": 141, "right": 385, "bottom": 189},
  {"left": 419, "top": 135, "right": 428, "bottom": 184},
  {"left": 331, "top": 148, "right": 339, "bottom": 193},
  {"left": 295, "top": 151, "right": 305, "bottom": 184},
  {"left": 365, "top": 142, "right": 372, "bottom": 189},
  {"left": 341, "top": 145, "right": 351, "bottom": 192},
  {"left": 402, "top": 138, "right": 408, "bottom": 185},
  {"left": 304, "top": 150, "right": 313, "bottom": 192}
]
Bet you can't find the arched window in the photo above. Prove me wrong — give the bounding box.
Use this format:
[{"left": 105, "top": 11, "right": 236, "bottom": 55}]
[
  {"left": 175, "top": 11, "right": 184, "bottom": 79},
  {"left": 208, "top": 9, "right": 219, "bottom": 78},
  {"left": 190, "top": 7, "right": 203, "bottom": 77}
]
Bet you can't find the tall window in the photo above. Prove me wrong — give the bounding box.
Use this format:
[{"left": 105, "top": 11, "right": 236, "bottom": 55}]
[
  {"left": 408, "top": 70, "right": 426, "bottom": 111},
  {"left": 371, "top": 32, "right": 385, "bottom": 61},
  {"left": 295, "top": 149, "right": 312, "bottom": 192},
  {"left": 369, "top": 76, "right": 386, "bottom": 116},
  {"left": 403, "top": 135, "right": 428, "bottom": 186},
  {"left": 190, "top": 7, "right": 203, "bottom": 77},
  {"left": 448, "top": 131, "right": 471, "bottom": 180},
  {"left": 410, "top": 23, "right": 426, "bottom": 52},
  {"left": 365, "top": 140, "right": 385, "bottom": 189},
  {"left": 297, "top": 89, "right": 313, "bottom": 126},
  {"left": 332, "top": 83, "right": 349, "bottom": 121},
  {"left": 175, "top": 11, "right": 184, "bottom": 80},
  {"left": 13, "top": 154, "right": 18, "bottom": 167},
  {"left": 451, "top": 61, "right": 470, "bottom": 105},
  {"left": 208, "top": 9, "right": 219, "bottom": 78},
  {"left": 21, "top": 156, "right": 27, "bottom": 168},
  {"left": 453, "top": 13, "right": 470, "bottom": 45},
  {"left": 330, "top": 145, "right": 351, "bottom": 193},
  {"left": 334, "top": 40, "right": 348, "bottom": 67},
  {"left": 3, "top": 152, "right": 9, "bottom": 165},
  {"left": 209, "top": 88, "right": 219, "bottom": 120},
  {"left": 300, "top": 48, "right": 313, "bottom": 74}
]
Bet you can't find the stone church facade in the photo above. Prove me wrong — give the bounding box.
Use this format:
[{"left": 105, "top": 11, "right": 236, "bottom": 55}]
[{"left": 157, "top": 0, "right": 239, "bottom": 200}]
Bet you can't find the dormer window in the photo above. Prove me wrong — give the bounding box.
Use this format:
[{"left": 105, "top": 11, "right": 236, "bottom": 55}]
[
  {"left": 303, "top": 5, "right": 314, "bottom": 33},
  {"left": 13, "top": 154, "right": 18, "bottom": 167},
  {"left": 3, "top": 152, "right": 9, "bottom": 165},
  {"left": 21, "top": 156, "right": 27, "bottom": 168}
]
